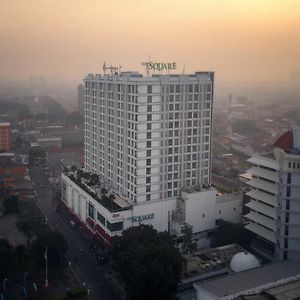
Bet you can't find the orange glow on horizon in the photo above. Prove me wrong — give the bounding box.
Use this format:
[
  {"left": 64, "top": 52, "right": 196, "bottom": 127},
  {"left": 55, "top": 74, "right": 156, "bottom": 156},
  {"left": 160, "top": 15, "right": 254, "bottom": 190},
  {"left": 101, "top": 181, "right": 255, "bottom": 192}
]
[{"left": 1, "top": 0, "right": 300, "bottom": 82}]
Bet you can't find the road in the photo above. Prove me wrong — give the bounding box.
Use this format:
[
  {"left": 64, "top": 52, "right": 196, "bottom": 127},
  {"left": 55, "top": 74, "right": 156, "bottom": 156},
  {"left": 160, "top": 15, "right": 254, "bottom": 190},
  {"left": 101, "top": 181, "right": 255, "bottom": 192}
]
[{"left": 29, "top": 166, "right": 120, "bottom": 300}]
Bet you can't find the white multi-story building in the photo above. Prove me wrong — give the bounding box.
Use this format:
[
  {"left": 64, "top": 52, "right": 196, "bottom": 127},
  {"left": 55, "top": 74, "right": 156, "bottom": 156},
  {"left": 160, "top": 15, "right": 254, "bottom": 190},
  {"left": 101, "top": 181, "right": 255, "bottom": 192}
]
[
  {"left": 61, "top": 69, "right": 241, "bottom": 243},
  {"left": 84, "top": 71, "right": 213, "bottom": 203},
  {"left": 245, "top": 127, "right": 300, "bottom": 261}
]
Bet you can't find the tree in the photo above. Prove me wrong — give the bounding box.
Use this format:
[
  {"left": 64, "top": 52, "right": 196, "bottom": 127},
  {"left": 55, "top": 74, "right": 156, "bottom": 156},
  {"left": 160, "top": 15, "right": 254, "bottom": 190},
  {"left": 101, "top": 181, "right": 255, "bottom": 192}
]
[
  {"left": 3, "top": 195, "right": 19, "bottom": 214},
  {"left": 232, "top": 119, "right": 263, "bottom": 135},
  {"left": 214, "top": 220, "right": 255, "bottom": 248},
  {"left": 66, "top": 111, "right": 83, "bottom": 126},
  {"left": 16, "top": 217, "right": 48, "bottom": 245},
  {"left": 14, "top": 244, "right": 26, "bottom": 266},
  {"left": 28, "top": 146, "right": 46, "bottom": 166},
  {"left": 181, "top": 223, "right": 197, "bottom": 253},
  {"left": 109, "top": 225, "right": 184, "bottom": 300},
  {"left": 31, "top": 230, "right": 68, "bottom": 268},
  {"left": 0, "top": 239, "right": 14, "bottom": 279}
]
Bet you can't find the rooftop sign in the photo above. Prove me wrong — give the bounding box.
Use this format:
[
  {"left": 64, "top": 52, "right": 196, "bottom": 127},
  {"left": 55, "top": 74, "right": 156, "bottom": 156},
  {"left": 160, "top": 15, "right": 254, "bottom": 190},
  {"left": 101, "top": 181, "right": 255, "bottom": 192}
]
[{"left": 147, "top": 62, "right": 176, "bottom": 71}]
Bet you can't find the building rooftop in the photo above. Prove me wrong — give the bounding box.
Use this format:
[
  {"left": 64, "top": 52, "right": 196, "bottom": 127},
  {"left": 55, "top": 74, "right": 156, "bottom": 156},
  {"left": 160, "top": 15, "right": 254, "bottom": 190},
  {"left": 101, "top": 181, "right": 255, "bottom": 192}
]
[
  {"left": 273, "top": 129, "right": 293, "bottom": 152},
  {"left": 264, "top": 279, "right": 300, "bottom": 300},
  {"left": 247, "top": 155, "right": 279, "bottom": 171},
  {"left": 85, "top": 71, "right": 214, "bottom": 82},
  {"left": 273, "top": 126, "right": 300, "bottom": 153},
  {"left": 63, "top": 167, "right": 132, "bottom": 212},
  {"left": 38, "top": 137, "right": 62, "bottom": 141},
  {"left": 194, "top": 260, "right": 300, "bottom": 298},
  {"left": 182, "top": 244, "right": 245, "bottom": 283}
]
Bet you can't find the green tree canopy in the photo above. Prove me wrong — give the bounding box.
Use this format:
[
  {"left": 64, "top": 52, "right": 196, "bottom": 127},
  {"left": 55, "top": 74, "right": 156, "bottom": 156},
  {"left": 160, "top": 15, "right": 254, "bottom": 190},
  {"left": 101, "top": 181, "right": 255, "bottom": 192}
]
[
  {"left": 31, "top": 230, "right": 68, "bottom": 269},
  {"left": 180, "top": 223, "right": 197, "bottom": 253},
  {"left": 215, "top": 220, "right": 255, "bottom": 248},
  {"left": 16, "top": 217, "right": 48, "bottom": 245},
  {"left": 3, "top": 195, "right": 19, "bottom": 214},
  {"left": 0, "top": 239, "right": 14, "bottom": 279},
  {"left": 65, "top": 111, "right": 83, "bottom": 126},
  {"left": 109, "top": 225, "right": 184, "bottom": 300},
  {"left": 28, "top": 146, "right": 46, "bottom": 165},
  {"left": 232, "top": 119, "right": 263, "bottom": 135}
]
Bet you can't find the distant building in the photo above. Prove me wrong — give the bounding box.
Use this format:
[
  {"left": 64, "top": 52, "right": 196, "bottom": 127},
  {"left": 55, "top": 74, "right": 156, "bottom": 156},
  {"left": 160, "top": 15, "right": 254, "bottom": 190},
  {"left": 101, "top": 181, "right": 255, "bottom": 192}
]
[
  {"left": 194, "top": 260, "right": 300, "bottom": 300},
  {"left": 0, "top": 122, "right": 10, "bottom": 152},
  {"left": 245, "top": 127, "right": 300, "bottom": 261},
  {"left": 37, "top": 137, "right": 62, "bottom": 148},
  {"left": 77, "top": 83, "right": 84, "bottom": 115},
  {"left": 47, "top": 147, "right": 84, "bottom": 178}
]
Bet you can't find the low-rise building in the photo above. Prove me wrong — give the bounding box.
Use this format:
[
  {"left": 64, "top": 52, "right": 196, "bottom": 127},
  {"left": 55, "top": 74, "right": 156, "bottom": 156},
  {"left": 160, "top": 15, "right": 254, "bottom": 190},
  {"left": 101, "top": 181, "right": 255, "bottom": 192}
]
[
  {"left": 0, "top": 122, "right": 10, "bottom": 152},
  {"left": 61, "top": 167, "right": 242, "bottom": 245},
  {"left": 194, "top": 260, "right": 300, "bottom": 300}
]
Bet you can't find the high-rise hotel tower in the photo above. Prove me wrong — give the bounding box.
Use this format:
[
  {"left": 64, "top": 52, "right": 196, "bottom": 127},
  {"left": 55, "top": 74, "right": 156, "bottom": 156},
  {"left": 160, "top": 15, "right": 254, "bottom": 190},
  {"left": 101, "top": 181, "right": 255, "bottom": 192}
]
[
  {"left": 61, "top": 70, "right": 228, "bottom": 242},
  {"left": 84, "top": 71, "right": 214, "bottom": 203}
]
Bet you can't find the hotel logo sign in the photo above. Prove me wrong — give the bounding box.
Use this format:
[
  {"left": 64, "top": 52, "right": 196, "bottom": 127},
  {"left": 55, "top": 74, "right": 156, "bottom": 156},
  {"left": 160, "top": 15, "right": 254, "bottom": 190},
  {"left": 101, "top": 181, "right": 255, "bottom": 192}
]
[
  {"left": 146, "top": 62, "right": 176, "bottom": 71},
  {"left": 128, "top": 213, "right": 154, "bottom": 222}
]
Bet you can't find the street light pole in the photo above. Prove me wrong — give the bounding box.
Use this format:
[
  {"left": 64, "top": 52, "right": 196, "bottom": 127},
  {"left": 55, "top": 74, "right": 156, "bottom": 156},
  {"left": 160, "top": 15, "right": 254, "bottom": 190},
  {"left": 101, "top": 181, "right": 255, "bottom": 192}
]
[{"left": 45, "top": 246, "right": 48, "bottom": 287}]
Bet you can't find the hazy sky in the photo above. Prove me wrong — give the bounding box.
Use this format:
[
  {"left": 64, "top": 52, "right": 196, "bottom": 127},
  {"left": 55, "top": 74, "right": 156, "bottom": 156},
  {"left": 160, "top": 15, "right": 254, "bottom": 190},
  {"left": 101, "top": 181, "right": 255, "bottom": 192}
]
[{"left": 1, "top": 0, "right": 300, "bottom": 83}]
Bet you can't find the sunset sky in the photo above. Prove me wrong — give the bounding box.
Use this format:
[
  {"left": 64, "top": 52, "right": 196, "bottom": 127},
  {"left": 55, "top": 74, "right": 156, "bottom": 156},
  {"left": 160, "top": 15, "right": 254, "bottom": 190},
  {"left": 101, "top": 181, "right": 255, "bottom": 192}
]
[{"left": 1, "top": 0, "right": 300, "bottom": 83}]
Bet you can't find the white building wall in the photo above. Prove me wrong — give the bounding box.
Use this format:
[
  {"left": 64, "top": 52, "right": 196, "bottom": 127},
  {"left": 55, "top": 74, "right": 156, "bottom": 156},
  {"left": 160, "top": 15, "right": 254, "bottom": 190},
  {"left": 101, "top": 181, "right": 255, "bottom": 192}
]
[
  {"left": 216, "top": 193, "right": 242, "bottom": 224},
  {"left": 182, "top": 189, "right": 216, "bottom": 233},
  {"left": 84, "top": 72, "right": 214, "bottom": 206}
]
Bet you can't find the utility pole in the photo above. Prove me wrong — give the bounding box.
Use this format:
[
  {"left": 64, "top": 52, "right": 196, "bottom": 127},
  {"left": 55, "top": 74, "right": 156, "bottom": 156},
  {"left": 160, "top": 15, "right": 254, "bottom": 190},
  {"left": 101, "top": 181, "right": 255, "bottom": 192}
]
[{"left": 45, "top": 246, "right": 48, "bottom": 287}]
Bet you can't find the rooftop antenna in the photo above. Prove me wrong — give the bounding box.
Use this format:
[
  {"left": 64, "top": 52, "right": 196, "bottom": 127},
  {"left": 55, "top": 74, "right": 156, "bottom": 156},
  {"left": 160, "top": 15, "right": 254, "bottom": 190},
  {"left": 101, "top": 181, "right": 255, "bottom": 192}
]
[
  {"left": 141, "top": 54, "right": 151, "bottom": 77},
  {"left": 103, "top": 62, "right": 121, "bottom": 75},
  {"left": 103, "top": 61, "right": 107, "bottom": 74},
  {"left": 183, "top": 63, "right": 186, "bottom": 74}
]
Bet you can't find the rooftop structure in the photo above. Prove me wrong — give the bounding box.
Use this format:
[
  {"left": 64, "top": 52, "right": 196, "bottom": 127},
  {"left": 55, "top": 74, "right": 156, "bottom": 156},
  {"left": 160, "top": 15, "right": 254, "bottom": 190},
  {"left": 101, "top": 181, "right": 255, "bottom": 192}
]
[
  {"left": 229, "top": 252, "right": 260, "bottom": 273},
  {"left": 194, "top": 260, "right": 300, "bottom": 300}
]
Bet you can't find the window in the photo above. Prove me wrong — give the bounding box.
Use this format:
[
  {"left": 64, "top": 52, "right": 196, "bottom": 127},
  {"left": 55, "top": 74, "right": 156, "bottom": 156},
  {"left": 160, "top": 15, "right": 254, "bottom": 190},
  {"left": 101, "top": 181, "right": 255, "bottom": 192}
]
[
  {"left": 88, "top": 203, "right": 94, "bottom": 219},
  {"left": 147, "top": 85, "right": 152, "bottom": 93},
  {"left": 146, "top": 194, "right": 151, "bottom": 201},
  {"left": 146, "top": 176, "right": 151, "bottom": 184},
  {"left": 146, "top": 159, "right": 151, "bottom": 166},
  {"left": 147, "top": 96, "right": 152, "bottom": 103},
  {"left": 287, "top": 173, "right": 291, "bottom": 184},
  {"left": 147, "top": 141, "right": 151, "bottom": 148},
  {"left": 146, "top": 185, "right": 151, "bottom": 192},
  {"left": 147, "top": 114, "right": 152, "bottom": 121},
  {"left": 286, "top": 199, "right": 290, "bottom": 210},
  {"left": 147, "top": 105, "right": 152, "bottom": 112},
  {"left": 146, "top": 150, "right": 151, "bottom": 157},
  {"left": 107, "top": 221, "right": 123, "bottom": 232},
  {"left": 146, "top": 168, "right": 151, "bottom": 175},
  {"left": 147, "top": 123, "right": 152, "bottom": 130},
  {"left": 287, "top": 186, "right": 291, "bottom": 197},
  {"left": 147, "top": 132, "right": 151, "bottom": 139},
  {"left": 97, "top": 212, "right": 105, "bottom": 225}
]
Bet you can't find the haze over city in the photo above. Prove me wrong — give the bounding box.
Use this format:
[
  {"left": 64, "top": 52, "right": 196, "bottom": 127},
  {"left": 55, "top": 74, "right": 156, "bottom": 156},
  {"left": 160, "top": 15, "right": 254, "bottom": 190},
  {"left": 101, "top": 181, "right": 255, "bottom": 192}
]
[
  {"left": 1, "top": 0, "right": 300, "bottom": 83},
  {"left": 1, "top": 1, "right": 300, "bottom": 300}
]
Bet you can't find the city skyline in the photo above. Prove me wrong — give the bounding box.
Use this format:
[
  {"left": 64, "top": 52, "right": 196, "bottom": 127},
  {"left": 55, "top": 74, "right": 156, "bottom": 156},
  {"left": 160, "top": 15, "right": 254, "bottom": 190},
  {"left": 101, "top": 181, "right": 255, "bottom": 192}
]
[{"left": 1, "top": 0, "right": 300, "bottom": 83}]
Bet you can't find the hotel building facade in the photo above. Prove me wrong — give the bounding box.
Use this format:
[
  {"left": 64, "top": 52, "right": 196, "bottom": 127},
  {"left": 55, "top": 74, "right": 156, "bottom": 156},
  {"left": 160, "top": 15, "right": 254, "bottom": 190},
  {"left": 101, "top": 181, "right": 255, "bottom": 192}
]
[{"left": 61, "top": 70, "right": 241, "bottom": 243}]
